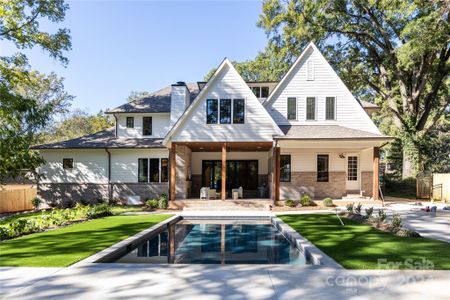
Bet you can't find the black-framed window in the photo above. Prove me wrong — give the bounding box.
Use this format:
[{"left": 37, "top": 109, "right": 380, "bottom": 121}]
[
  {"left": 138, "top": 158, "right": 148, "bottom": 182},
  {"left": 161, "top": 158, "right": 168, "bottom": 182},
  {"left": 280, "top": 155, "right": 291, "bottom": 182},
  {"left": 306, "top": 97, "right": 316, "bottom": 120},
  {"left": 317, "top": 155, "right": 329, "bottom": 182},
  {"left": 63, "top": 158, "right": 73, "bottom": 169},
  {"left": 206, "top": 99, "right": 218, "bottom": 124},
  {"left": 261, "top": 87, "right": 269, "bottom": 98},
  {"left": 233, "top": 99, "right": 245, "bottom": 124},
  {"left": 287, "top": 97, "right": 297, "bottom": 120},
  {"left": 326, "top": 97, "right": 335, "bottom": 120},
  {"left": 142, "top": 117, "right": 152, "bottom": 135},
  {"left": 220, "top": 99, "right": 231, "bottom": 124},
  {"left": 149, "top": 158, "right": 159, "bottom": 182},
  {"left": 252, "top": 87, "right": 261, "bottom": 98},
  {"left": 126, "top": 117, "right": 134, "bottom": 128}
]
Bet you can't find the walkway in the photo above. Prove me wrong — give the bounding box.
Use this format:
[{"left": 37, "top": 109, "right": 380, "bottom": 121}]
[{"left": 1, "top": 265, "right": 449, "bottom": 299}]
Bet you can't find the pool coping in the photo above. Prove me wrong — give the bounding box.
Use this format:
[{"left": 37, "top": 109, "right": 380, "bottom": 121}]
[{"left": 73, "top": 213, "right": 342, "bottom": 269}]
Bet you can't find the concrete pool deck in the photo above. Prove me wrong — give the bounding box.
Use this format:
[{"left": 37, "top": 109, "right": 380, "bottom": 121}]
[{"left": 1, "top": 265, "right": 449, "bottom": 299}]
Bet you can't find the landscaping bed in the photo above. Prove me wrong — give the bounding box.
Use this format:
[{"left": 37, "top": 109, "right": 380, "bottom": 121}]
[
  {"left": 280, "top": 213, "right": 450, "bottom": 270},
  {"left": 0, "top": 214, "right": 172, "bottom": 267}
]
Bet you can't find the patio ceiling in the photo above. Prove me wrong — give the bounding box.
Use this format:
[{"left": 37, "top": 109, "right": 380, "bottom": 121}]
[{"left": 174, "top": 142, "right": 273, "bottom": 152}]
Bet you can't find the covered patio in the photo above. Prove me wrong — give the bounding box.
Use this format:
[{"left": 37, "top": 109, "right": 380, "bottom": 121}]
[{"left": 168, "top": 141, "right": 277, "bottom": 202}]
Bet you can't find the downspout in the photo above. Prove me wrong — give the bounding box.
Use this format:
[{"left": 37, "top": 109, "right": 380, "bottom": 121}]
[
  {"left": 114, "top": 115, "right": 118, "bottom": 137},
  {"left": 105, "top": 148, "right": 112, "bottom": 203}
]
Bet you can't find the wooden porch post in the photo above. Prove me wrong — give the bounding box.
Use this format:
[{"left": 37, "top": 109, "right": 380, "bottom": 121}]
[
  {"left": 271, "top": 147, "right": 276, "bottom": 204},
  {"left": 275, "top": 147, "right": 280, "bottom": 202},
  {"left": 170, "top": 143, "right": 176, "bottom": 201},
  {"left": 373, "top": 147, "right": 380, "bottom": 200},
  {"left": 221, "top": 142, "right": 227, "bottom": 200}
]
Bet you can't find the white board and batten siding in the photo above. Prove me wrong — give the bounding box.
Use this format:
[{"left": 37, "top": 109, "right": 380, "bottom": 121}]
[
  {"left": 265, "top": 45, "right": 381, "bottom": 134},
  {"left": 38, "top": 150, "right": 108, "bottom": 184},
  {"left": 170, "top": 62, "right": 282, "bottom": 142},
  {"left": 116, "top": 113, "right": 170, "bottom": 138},
  {"left": 110, "top": 149, "right": 169, "bottom": 183}
]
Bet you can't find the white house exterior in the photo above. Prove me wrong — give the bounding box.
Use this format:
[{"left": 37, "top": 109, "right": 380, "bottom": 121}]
[{"left": 34, "top": 42, "right": 391, "bottom": 205}]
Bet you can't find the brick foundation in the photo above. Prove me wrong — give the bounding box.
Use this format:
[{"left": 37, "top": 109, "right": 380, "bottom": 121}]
[{"left": 280, "top": 172, "right": 346, "bottom": 200}]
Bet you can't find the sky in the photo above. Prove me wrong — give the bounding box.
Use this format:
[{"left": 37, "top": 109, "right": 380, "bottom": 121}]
[{"left": 1, "top": 0, "right": 268, "bottom": 113}]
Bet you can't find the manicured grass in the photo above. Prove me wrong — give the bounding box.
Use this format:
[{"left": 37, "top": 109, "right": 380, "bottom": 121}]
[
  {"left": 0, "top": 214, "right": 172, "bottom": 267},
  {"left": 0, "top": 205, "right": 144, "bottom": 225},
  {"left": 280, "top": 214, "right": 450, "bottom": 270}
]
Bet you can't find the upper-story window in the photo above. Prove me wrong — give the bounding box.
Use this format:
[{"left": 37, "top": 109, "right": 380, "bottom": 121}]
[
  {"left": 251, "top": 86, "right": 269, "bottom": 98},
  {"left": 307, "top": 60, "right": 315, "bottom": 81},
  {"left": 63, "top": 158, "right": 73, "bottom": 169},
  {"left": 233, "top": 99, "right": 245, "bottom": 124},
  {"left": 306, "top": 97, "right": 316, "bottom": 120},
  {"left": 126, "top": 117, "right": 134, "bottom": 128},
  {"left": 287, "top": 97, "right": 297, "bottom": 120},
  {"left": 142, "top": 117, "right": 152, "bottom": 135},
  {"left": 326, "top": 97, "right": 336, "bottom": 120},
  {"left": 206, "top": 99, "right": 218, "bottom": 124},
  {"left": 220, "top": 99, "right": 232, "bottom": 124},
  {"left": 206, "top": 99, "right": 245, "bottom": 124}
]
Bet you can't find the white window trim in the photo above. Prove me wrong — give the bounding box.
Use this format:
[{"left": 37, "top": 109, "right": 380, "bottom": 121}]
[
  {"left": 305, "top": 96, "right": 317, "bottom": 121},
  {"left": 325, "top": 96, "right": 337, "bottom": 121},
  {"left": 207, "top": 98, "right": 246, "bottom": 125},
  {"left": 142, "top": 116, "right": 153, "bottom": 137},
  {"left": 307, "top": 60, "right": 315, "bottom": 81},
  {"left": 287, "top": 97, "right": 297, "bottom": 121}
]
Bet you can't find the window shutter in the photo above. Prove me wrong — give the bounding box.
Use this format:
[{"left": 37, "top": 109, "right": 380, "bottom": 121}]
[{"left": 307, "top": 60, "right": 315, "bottom": 81}]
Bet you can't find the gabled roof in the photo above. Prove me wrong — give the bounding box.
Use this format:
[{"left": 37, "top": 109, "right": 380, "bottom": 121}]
[
  {"left": 106, "top": 83, "right": 200, "bottom": 114},
  {"left": 31, "top": 128, "right": 164, "bottom": 149},
  {"left": 276, "top": 125, "right": 391, "bottom": 140},
  {"left": 162, "top": 58, "right": 284, "bottom": 145}
]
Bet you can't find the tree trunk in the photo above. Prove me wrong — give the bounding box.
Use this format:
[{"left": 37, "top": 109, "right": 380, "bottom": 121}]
[{"left": 402, "top": 149, "right": 415, "bottom": 179}]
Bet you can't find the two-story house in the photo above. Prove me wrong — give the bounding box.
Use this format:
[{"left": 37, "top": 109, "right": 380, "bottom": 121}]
[{"left": 33, "top": 42, "right": 391, "bottom": 205}]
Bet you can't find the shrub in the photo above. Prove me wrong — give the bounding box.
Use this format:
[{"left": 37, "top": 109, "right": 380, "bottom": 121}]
[
  {"left": 31, "top": 198, "right": 42, "bottom": 209},
  {"left": 299, "top": 195, "right": 311, "bottom": 206},
  {"left": 391, "top": 213, "right": 402, "bottom": 230},
  {"left": 365, "top": 207, "right": 374, "bottom": 218},
  {"left": 285, "top": 199, "right": 296, "bottom": 207},
  {"left": 396, "top": 229, "right": 421, "bottom": 238},
  {"left": 86, "top": 204, "right": 112, "bottom": 219},
  {"left": 0, "top": 226, "right": 12, "bottom": 240},
  {"left": 322, "top": 198, "right": 334, "bottom": 207},
  {"left": 158, "top": 193, "right": 168, "bottom": 209},
  {"left": 377, "top": 209, "right": 387, "bottom": 222},
  {"left": 146, "top": 199, "right": 159, "bottom": 209},
  {"left": 346, "top": 203, "right": 354, "bottom": 212},
  {"left": 354, "top": 203, "right": 363, "bottom": 215}
]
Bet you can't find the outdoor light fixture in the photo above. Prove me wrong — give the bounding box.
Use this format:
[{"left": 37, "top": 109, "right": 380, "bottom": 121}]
[{"left": 339, "top": 153, "right": 346, "bottom": 159}]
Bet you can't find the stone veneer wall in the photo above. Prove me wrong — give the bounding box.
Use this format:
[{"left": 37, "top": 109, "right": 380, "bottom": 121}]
[
  {"left": 280, "top": 172, "right": 346, "bottom": 200},
  {"left": 175, "top": 145, "right": 192, "bottom": 199},
  {"left": 38, "top": 182, "right": 169, "bottom": 205},
  {"left": 361, "top": 171, "right": 373, "bottom": 197}
]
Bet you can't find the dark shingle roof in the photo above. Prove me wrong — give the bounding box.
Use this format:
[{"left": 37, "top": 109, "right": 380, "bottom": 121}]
[
  {"left": 31, "top": 128, "right": 164, "bottom": 149},
  {"left": 106, "top": 83, "right": 200, "bottom": 114},
  {"left": 277, "top": 125, "right": 389, "bottom": 140}
]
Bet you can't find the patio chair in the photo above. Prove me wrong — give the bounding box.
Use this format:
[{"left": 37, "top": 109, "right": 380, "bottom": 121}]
[
  {"left": 209, "top": 188, "right": 217, "bottom": 199},
  {"left": 238, "top": 186, "right": 243, "bottom": 199},
  {"left": 200, "top": 187, "right": 209, "bottom": 199}
]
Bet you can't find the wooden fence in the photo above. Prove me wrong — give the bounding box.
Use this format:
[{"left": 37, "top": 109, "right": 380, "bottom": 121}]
[
  {"left": 0, "top": 185, "right": 36, "bottom": 213},
  {"left": 432, "top": 173, "right": 450, "bottom": 203}
]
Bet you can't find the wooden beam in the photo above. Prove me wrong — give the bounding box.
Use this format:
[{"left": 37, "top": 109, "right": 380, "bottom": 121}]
[
  {"left": 275, "top": 147, "right": 281, "bottom": 202},
  {"left": 221, "top": 142, "right": 227, "bottom": 200},
  {"left": 169, "top": 144, "right": 176, "bottom": 201},
  {"left": 373, "top": 147, "right": 380, "bottom": 200}
]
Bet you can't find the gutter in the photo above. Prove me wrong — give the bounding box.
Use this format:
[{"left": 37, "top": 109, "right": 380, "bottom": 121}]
[
  {"left": 273, "top": 136, "right": 394, "bottom": 141},
  {"left": 105, "top": 148, "right": 112, "bottom": 202}
]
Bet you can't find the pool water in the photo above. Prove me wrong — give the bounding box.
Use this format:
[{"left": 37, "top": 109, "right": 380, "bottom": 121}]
[{"left": 112, "top": 220, "right": 307, "bottom": 265}]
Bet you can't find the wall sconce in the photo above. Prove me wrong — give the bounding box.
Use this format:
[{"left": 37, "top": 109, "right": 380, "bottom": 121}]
[{"left": 339, "top": 153, "right": 346, "bottom": 159}]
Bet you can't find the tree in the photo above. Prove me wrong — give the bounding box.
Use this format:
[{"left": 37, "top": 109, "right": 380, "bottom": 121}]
[
  {"left": 127, "top": 91, "right": 151, "bottom": 102},
  {"left": 258, "top": 0, "right": 449, "bottom": 178},
  {"left": 36, "top": 109, "right": 114, "bottom": 144},
  {"left": 0, "top": 0, "right": 72, "bottom": 181}
]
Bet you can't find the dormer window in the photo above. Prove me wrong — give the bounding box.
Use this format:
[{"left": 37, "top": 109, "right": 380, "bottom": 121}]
[
  {"left": 251, "top": 86, "right": 269, "bottom": 98},
  {"left": 142, "top": 117, "right": 152, "bottom": 135},
  {"left": 126, "top": 117, "right": 134, "bottom": 128}
]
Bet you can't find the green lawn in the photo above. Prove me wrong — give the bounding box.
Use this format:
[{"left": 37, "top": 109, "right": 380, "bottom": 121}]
[
  {"left": 0, "top": 214, "right": 172, "bottom": 267},
  {"left": 280, "top": 214, "right": 450, "bottom": 270}
]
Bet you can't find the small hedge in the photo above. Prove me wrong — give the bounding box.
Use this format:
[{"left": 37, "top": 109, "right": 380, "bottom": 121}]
[
  {"left": 285, "top": 199, "right": 296, "bottom": 207},
  {"left": 300, "top": 195, "right": 312, "bottom": 206},
  {"left": 322, "top": 198, "right": 334, "bottom": 207},
  {"left": 0, "top": 204, "right": 114, "bottom": 241}
]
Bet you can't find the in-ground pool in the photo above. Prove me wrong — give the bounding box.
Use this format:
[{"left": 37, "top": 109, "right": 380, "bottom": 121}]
[{"left": 108, "top": 219, "right": 308, "bottom": 265}]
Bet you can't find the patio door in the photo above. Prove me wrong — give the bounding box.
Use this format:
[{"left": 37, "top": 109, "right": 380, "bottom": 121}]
[{"left": 346, "top": 155, "right": 360, "bottom": 191}]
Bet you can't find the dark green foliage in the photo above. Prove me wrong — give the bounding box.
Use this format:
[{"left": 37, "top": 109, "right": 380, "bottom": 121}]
[
  {"left": 31, "top": 197, "right": 41, "bottom": 209},
  {"left": 85, "top": 204, "right": 112, "bottom": 219},
  {"left": 385, "top": 177, "right": 416, "bottom": 198},
  {"left": 158, "top": 193, "right": 168, "bottom": 209},
  {"left": 365, "top": 207, "right": 374, "bottom": 218},
  {"left": 354, "top": 203, "right": 362, "bottom": 215},
  {"left": 146, "top": 199, "right": 159, "bottom": 209},
  {"left": 346, "top": 203, "right": 354, "bottom": 212}
]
